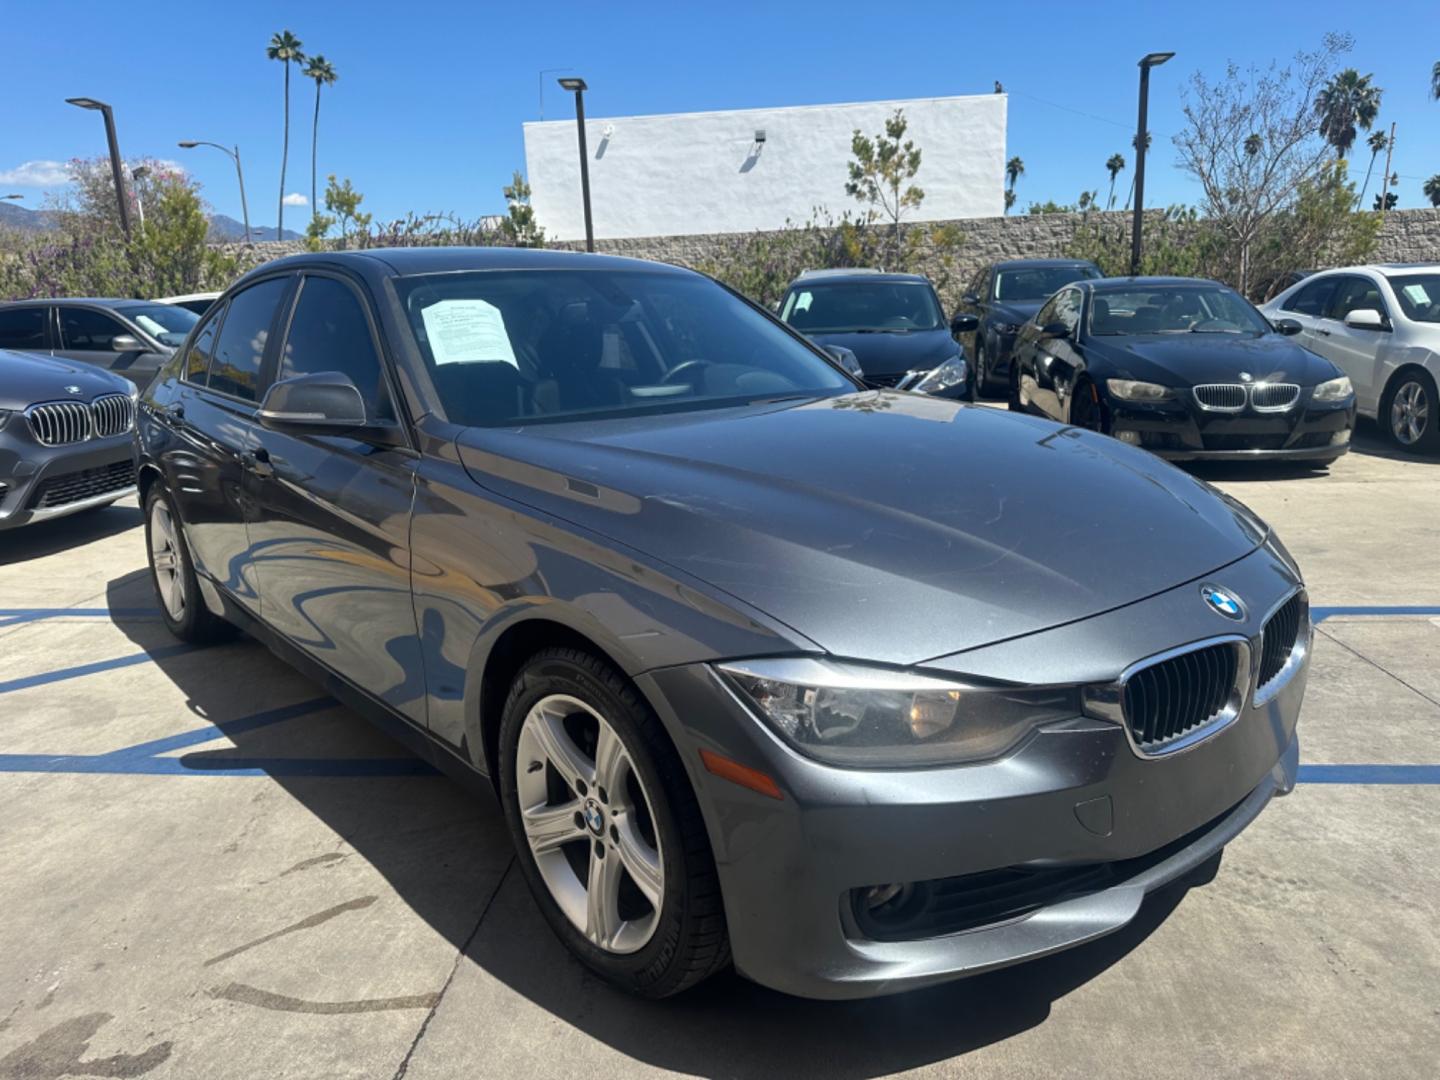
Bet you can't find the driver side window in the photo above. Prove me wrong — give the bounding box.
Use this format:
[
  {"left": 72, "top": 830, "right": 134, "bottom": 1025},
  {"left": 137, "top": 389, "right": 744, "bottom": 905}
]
[
  {"left": 1326, "top": 277, "right": 1386, "bottom": 323},
  {"left": 1052, "top": 289, "right": 1083, "bottom": 334}
]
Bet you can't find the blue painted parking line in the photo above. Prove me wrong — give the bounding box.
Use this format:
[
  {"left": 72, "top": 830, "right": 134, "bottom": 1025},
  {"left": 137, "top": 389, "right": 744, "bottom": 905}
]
[
  {"left": 1311, "top": 605, "right": 1440, "bottom": 623},
  {"left": 1297, "top": 764, "right": 1440, "bottom": 784},
  {"left": 0, "top": 607, "right": 159, "bottom": 628},
  {"left": 0, "top": 644, "right": 195, "bottom": 695}
]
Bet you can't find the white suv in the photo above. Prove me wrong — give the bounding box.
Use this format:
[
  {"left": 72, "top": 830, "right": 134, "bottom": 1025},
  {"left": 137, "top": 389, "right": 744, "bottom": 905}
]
[{"left": 1261, "top": 264, "right": 1440, "bottom": 454}]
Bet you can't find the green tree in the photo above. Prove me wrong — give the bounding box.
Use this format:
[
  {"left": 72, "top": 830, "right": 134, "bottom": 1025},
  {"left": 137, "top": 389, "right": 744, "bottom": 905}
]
[
  {"left": 1004, "top": 156, "right": 1024, "bottom": 214},
  {"left": 1424, "top": 175, "right": 1440, "bottom": 208},
  {"left": 1105, "top": 153, "right": 1125, "bottom": 209},
  {"left": 1356, "top": 129, "right": 1389, "bottom": 209},
  {"left": 845, "top": 109, "right": 924, "bottom": 257},
  {"left": 303, "top": 54, "right": 337, "bottom": 234},
  {"left": 267, "top": 29, "right": 305, "bottom": 237},
  {"left": 1315, "top": 68, "right": 1381, "bottom": 159},
  {"left": 323, "top": 174, "right": 371, "bottom": 248},
  {"left": 500, "top": 171, "right": 545, "bottom": 247}
]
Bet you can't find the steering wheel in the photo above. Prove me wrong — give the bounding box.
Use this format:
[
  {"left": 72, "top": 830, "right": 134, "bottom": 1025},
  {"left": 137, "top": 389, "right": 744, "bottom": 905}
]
[{"left": 661, "top": 360, "right": 710, "bottom": 386}]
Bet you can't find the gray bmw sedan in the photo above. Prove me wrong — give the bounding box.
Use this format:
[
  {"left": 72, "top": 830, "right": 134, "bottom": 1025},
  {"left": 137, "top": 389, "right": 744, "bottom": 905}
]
[{"left": 135, "top": 248, "right": 1307, "bottom": 1000}]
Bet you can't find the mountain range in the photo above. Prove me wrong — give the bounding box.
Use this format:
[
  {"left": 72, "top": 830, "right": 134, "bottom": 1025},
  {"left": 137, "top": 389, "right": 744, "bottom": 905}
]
[{"left": 0, "top": 200, "right": 300, "bottom": 241}]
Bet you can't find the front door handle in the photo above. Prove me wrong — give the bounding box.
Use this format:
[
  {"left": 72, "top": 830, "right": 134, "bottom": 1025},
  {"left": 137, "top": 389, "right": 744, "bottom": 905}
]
[
  {"left": 242, "top": 447, "right": 274, "bottom": 478},
  {"left": 1316, "top": 327, "right": 1331, "bottom": 337}
]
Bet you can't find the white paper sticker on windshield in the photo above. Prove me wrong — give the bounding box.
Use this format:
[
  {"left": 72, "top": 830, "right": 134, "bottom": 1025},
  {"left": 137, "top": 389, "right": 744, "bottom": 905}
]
[
  {"left": 1402, "top": 283, "right": 1432, "bottom": 307},
  {"left": 420, "top": 299, "right": 518, "bottom": 367}
]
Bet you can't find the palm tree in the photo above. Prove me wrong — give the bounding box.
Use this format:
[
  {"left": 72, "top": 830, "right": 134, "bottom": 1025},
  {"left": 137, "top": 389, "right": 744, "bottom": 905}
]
[
  {"left": 1122, "top": 133, "right": 1151, "bottom": 210},
  {"left": 1005, "top": 156, "right": 1024, "bottom": 215},
  {"left": 304, "top": 55, "right": 338, "bottom": 227},
  {"left": 267, "top": 29, "right": 305, "bottom": 237},
  {"left": 1425, "top": 175, "right": 1440, "bottom": 208},
  {"left": 1315, "top": 69, "right": 1382, "bottom": 159},
  {"left": 1432, "top": 60, "right": 1440, "bottom": 100},
  {"left": 1105, "top": 153, "right": 1125, "bottom": 210},
  {"left": 1357, "top": 130, "right": 1389, "bottom": 210}
]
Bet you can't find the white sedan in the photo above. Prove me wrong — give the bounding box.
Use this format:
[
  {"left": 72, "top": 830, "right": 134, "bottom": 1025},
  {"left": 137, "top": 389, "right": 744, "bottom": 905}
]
[{"left": 1261, "top": 264, "right": 1440, "bottom": 453}]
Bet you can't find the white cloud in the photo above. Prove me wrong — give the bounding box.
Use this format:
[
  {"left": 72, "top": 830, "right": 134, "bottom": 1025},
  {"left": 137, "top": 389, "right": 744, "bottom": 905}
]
[
  {"left": 0, "top": 160, "right": 71, "bottom": 187},
  {"left": 282, "top": 192, "right": 309, "bottom": 207}
]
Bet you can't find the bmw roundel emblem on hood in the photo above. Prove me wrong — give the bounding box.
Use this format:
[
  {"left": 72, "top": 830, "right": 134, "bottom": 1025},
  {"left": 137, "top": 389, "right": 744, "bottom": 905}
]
[
  {"left": 65, "top": 385, "right": 82, "bottom": 394},
  {"left": 1200, "top": 584, "right": 1245, "bottom": 620}
]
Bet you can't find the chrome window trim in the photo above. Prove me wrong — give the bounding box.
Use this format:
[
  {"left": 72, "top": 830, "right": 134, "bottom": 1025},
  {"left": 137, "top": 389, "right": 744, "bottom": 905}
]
[{"left": 1253, "top": 587, "right": 1310, "bottom": 707}]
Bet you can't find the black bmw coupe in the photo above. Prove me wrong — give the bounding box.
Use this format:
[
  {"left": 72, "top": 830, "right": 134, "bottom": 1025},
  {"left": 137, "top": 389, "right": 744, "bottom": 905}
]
[{"left": 1009, "top": 276, "right": 1356, "bottom": 463}]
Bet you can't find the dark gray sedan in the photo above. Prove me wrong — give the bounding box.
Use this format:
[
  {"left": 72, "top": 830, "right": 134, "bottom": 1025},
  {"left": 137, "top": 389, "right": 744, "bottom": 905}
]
[
  {"left": 0, "top": 297, "right": 198, "bottom": 393},
  {"left": 135, "top": 248, "right": 1308, "bottom": 999}
]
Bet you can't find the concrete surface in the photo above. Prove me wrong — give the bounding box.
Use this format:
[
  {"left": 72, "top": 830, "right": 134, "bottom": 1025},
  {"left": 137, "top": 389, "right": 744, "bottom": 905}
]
[{"left": 1, "top": 417, "right": 1437, "bottom": 1079}]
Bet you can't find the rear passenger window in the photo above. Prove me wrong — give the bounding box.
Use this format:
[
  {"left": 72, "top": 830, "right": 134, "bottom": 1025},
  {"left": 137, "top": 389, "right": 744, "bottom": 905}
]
[
  {"left": 209, "top": 277, "right": 288, "bottom": 401},
  {"left": 279, "top": 276, "right": 394, "bottom": 421},
  {"left": 1283, "top": 278, "right": 1338, "bottom": 317},
  {"left": 58, "top": 307, "right": 127, "bottom": 350},
  {"left": 184, "top": 306, "right": 223, "bottom": 385},
  {"left": 0, "top": 307, "right": 47, "bottom": 349}
]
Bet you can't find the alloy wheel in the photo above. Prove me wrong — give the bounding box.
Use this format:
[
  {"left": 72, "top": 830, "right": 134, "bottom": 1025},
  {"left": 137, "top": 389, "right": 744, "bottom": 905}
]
[
  {"left": 149, "top": 499, "right": 186, "bottom": 621},
  {"left": 1391, "top": 380, "right": 1429, "bottom": 446},
  {"left": 516, "top": 693, "right": 664, "bottom": 954}
]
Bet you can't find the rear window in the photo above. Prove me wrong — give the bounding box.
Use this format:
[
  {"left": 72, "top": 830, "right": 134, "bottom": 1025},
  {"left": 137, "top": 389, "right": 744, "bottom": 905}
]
[
  {"left": 1385, "top": 274, "right": 1440, "bottom": 324},
  {"left": 209, "top": 278, "right": 289, "bottom": 401}
]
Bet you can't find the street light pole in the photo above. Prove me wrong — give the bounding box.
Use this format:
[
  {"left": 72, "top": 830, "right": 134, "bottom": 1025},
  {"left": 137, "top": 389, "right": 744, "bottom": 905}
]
[
  {"left": 179, "top": 140, "right": 253, "bottom": 244},
  {"left": 1130, "top": 52, "right": 1174, "bottom": 277},
  {"left": 66, "top": 96, "right": 132, "bottom": 239},
  {"left": 130, "top": 166, "right": 150, "bottom": 232},
  {"left": 558, "top": 76, "right": 594, "bottom": 253}
]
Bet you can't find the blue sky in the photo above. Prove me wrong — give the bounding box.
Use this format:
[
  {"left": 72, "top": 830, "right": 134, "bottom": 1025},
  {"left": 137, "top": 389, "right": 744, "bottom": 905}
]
[{"left": 2, "top": 0, "right": 1437, "bottom": 228}]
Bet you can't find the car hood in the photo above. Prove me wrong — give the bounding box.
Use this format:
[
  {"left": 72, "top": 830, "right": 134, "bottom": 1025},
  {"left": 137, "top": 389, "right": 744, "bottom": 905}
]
[
  {"left": 1089, "top": 333, "right": 1342, "bottom": 386},
  {"left": 803, "top": 328, "right": 959, "bottom": 377},
  {"left": 991, "top": 299, "right": 1045, "bottom": 325},
  {"left": 0, "top": 348, "right": 135, "bottom": 409},
  {"left": 454, "top": 394, "right": 1267, "bottom": 665}
]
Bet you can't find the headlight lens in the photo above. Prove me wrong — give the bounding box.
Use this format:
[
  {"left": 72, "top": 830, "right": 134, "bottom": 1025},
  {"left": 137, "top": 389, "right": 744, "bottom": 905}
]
[
  {"left": 716, "top": 658, "right": 1080, "bottom": 767},
  {"left": 1312, "top": 375, "right": 1353, "bottom": 402},
  {"left": 1106, "top": 379, "right": 1174, "bottom": 402},
  {"left": 911, "top": 355, "right": 969, "bottom": 395}
]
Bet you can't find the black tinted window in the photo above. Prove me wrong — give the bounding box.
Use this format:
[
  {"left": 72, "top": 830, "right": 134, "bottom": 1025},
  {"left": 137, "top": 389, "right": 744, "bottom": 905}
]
[
  {"left": 58, "top": 307, "right": 128, "bottom": 350},
  {"left": 279, "top": 276, "right": 393, "bottom": 420},
  {"left": 210, "top": 278, "right": 288, "bottom": 401},
  {"left": 185, "top": 306, "right": 223, "bottom": 384},
  {"left": 1283, "top": 277, "right": 1338, "bottom": 317},
  {"left": 0, "top": 307, "right": 46, "bottom": 349}
]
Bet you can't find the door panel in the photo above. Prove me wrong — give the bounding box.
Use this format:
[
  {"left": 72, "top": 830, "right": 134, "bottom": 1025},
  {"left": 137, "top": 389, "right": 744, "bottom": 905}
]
[{"left": 1322, "top": 276, "right": 1389, "bottom": 410}]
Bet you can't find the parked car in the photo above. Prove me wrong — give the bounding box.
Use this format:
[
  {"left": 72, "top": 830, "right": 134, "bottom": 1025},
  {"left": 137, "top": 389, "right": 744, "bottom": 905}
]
[
  {"left": 776, "top": 269, "right": 978, "bottom": 398},
  {"left": 153, "top": 292, "right": 221, "bottom": 317},
  {"left": 0, "top": 349, "right": 137, "bottom": 530},
  {"left": 1010, "top": 276, "right": 1355, "bottom": 464},
  {"left": 138, "top": 249, "right": 1308, "bottom": 1000},
  {"left": 1260, "top": 269, "right": 1317, "bottom": 304},
  {"left": 1261, "top": 263, "right": 1440, "bottom": 453},
  {"left": 954, "top": 259, "right": 1102, "bottom": 396},
  {"left": 0, "top": 298, "right": 199, "bottom": 394}
]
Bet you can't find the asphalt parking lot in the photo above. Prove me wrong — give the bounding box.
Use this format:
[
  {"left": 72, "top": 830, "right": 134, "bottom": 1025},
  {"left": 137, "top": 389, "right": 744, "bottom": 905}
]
[{"left": 2, "top": 416, "right": 1437, "bottom": 1080}]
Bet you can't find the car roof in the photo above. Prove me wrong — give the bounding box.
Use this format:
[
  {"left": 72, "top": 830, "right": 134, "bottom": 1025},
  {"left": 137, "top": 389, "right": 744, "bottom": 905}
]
[
  {"left": 0, "top": 297, "right": 137, "bottom": 307},
  {"left": 788, "top": 269, "right": 930, "bottom": 286},
  {"left": 267, "top": 246, "right": 695, "bottom": 278},
  {"left": 1086, "top": 276, "right": 1227, "bottom": 291},
  {"left": 991, "top": 259, "right": 1097, "bottom": 271}
]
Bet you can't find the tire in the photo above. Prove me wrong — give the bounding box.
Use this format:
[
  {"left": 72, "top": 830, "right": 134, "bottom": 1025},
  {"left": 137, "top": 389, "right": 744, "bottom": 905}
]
[
  {"left": 1380, "top": 369, "right": 1440, "bottom": 454},
  {"left": 143, "top": 485, "right": 232, "bottom": 644},
  {"left": 499, "top": 647, "right": 730, "bottom": 998},
  {"left": 1007, "top": 356, "right": 1025, "bottom": 412},
  {"left": 1068, "top": 378, "right": 1108, "bottom": 434},
  {"left": 974, "top": 338, "right": 1000, "bottom": 397}
]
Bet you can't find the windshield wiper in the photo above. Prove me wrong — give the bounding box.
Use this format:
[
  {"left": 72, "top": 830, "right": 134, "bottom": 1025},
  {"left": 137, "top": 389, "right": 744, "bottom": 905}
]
[{"left": 1188, "top": 327, "right": 1243, "bottom": 333}]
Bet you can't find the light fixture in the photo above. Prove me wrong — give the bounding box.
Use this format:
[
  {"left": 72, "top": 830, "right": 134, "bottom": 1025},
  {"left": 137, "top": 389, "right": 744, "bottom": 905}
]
[
  {"left": 754, "top": 129, "right": 767, "bottom": 144},
  {"left": 557, "top": 76, "right": 587, "bottom": 92},
  {"left": 65, "top": 95, "right": 131, "bottom": 238},
  {"left": 1140, "top": 51, "right": 1176, "bottom": 68}
]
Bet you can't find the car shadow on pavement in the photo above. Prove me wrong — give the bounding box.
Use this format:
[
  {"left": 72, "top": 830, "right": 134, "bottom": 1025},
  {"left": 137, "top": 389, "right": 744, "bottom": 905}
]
[
  {"left": 0, "top": 501, "right": 142, "bottom": 565},
  {"left": 104, "top": 567, "right": 1213, "bottom": 1076}
]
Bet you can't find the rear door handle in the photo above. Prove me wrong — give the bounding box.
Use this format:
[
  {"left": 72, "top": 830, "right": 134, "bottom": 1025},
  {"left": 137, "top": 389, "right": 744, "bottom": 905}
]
[{"left": 242, "top": 447, "right": 274, "bottom": 478}]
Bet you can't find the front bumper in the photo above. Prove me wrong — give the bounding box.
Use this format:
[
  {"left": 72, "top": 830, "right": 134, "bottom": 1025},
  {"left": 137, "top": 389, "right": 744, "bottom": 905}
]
[
  {"left": 0, "top": 433, "right": 137, "bottom": 531},
  {"left": 1108, "top": 389, "right": 1355, "bottom": 462},
  {"left": 639, "top": 541, "right": 1307, "bottom": 999}
]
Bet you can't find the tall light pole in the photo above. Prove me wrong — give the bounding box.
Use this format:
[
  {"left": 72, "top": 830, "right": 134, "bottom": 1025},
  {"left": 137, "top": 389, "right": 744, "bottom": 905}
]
[
  {"left": 179, "top": 140, "right": 252, "bottom": 244},
  {"left": 131, "top": 165, "right": 150, "bottom": 232},
  {"left": 66, "top": 96, "right": 132, "bottom": 239},
  {"left": 558, "top": 76, "right": 594, "bottom": 253},
  {"left": 1130, "top": 52, "right": 1174, "bottom": 277}
]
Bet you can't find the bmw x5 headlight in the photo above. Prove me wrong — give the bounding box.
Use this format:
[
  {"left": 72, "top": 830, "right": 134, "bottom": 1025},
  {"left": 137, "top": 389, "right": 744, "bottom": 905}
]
[
  {"left": 910, "top": 355, "right": 968, "bottom": 395},
  {"left": 1106, "top": 379, "right": 1174, "bottom": 402},
  {"left": 716, "top": 658, "right": 1079, "bottom": 767},
  {"left": 1312, "top": 375, "right": 1353, "bottom": 402}
]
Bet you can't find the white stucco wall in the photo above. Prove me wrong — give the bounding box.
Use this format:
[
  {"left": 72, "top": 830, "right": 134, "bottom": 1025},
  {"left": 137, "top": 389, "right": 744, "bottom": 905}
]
[{"left": 523, "top": 94, "right": 1006, "bottom": 242}]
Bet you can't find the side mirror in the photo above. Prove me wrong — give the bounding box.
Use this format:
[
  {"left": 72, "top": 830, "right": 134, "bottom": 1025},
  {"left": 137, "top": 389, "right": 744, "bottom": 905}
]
[
  {"left": 961, "top": 293, "right": 981, "bottom": 306},
  {"left": 1273, "top": 318, "right": 1303, "bottom": 336},
  {"left": 1344, "top": 308, "right": 1386, "bottom": 331},
  {"left": 259, "top": 370, "right": 369, "bottom": 433},
  {"left": 111, "top": 334, "right": 142, "bottom": 352},
  {"left": 823, "top": 344, "right": 864, "bottom": 379},
  {"left": 1040, "top": 321, "right": 1071, "bottom": 339},
  {"left": 949, "top": 313, "right": 979, "bottom": 336}
]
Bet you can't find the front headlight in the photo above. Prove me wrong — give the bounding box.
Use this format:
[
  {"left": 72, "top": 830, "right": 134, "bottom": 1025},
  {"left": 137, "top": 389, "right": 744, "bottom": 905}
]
[
  {"left": 1312, "top": 375, "right": 1353, "bottom": 402},
  {"left": 1106, "top": 379, "right": 1174, "bottom": 402},
  {"left": 910, "top": 355, "right": 968, "bottom": 395},
  {"left": 716, "top": 658, "right": 1080, "bottom": 767}
]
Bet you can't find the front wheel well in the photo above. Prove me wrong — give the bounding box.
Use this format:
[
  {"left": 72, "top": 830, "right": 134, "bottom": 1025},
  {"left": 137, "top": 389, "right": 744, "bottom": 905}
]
[
  {"left": 1381, "top": 363, "right": 1437, "bottom": 405},
  {"left": 136, "top": 463, "right": 162, "bottom": 505}
]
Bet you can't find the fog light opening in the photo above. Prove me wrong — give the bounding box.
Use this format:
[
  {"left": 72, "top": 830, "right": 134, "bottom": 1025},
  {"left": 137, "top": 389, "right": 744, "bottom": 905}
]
[
  {"left": 854, "top": 880, "right": 933, "bottom": 936},
  {"left": 1115, "top": 430, "right": 1141, "bottom": 445}
]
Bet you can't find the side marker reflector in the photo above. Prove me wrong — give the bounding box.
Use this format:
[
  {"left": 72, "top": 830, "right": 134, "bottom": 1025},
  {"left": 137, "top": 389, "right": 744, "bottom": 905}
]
[{"left": 700, "top": 749, "right": 784, "bottom": 800}]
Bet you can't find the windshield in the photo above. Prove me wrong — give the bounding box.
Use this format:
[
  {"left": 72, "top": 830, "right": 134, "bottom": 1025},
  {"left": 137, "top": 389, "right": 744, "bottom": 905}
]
[
  {"left": 1386, "top": 274, "right": 1440, "bottom": 324},
  {"left": 994, "top": 265, "right": 1101, "bottom": 302},
  {"left": 780, "top": 281, "right": 945, "bottom": 333},
  {"left": 122, "top": 303, "right": 199, "bottom": 346},
  {"left": 396, "top": 269, "right": 852, "bottom": 427},
  {"left": 1088, "top": 286, "right": 1271, "bottom": 336}
]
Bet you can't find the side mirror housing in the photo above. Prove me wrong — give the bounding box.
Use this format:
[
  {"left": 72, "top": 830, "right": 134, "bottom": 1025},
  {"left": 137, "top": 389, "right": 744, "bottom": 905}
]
[
  {"left": 111, "top": 334, "right": 142, "bottom": 352},
  {"left": 1273, "top": 318, "right": 1303, "bottom": 336},
  {"left": 823, "top": 344, "right": 864, "bottom": 379},
  {"left": 1344, "top": 308, "right": 1386, "bottom": 331},
  {"left": 961, "top": 293, "right": 980, "bottom": 306},
  {"left": 1040, "top": 321, "right": 1070, "bottom": 339},
  {"left": 949, "top": 313, "right": 979, "bottom": 336},
  {"left": 257, "top": 371, "right": 401, "bottom": 444}
]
